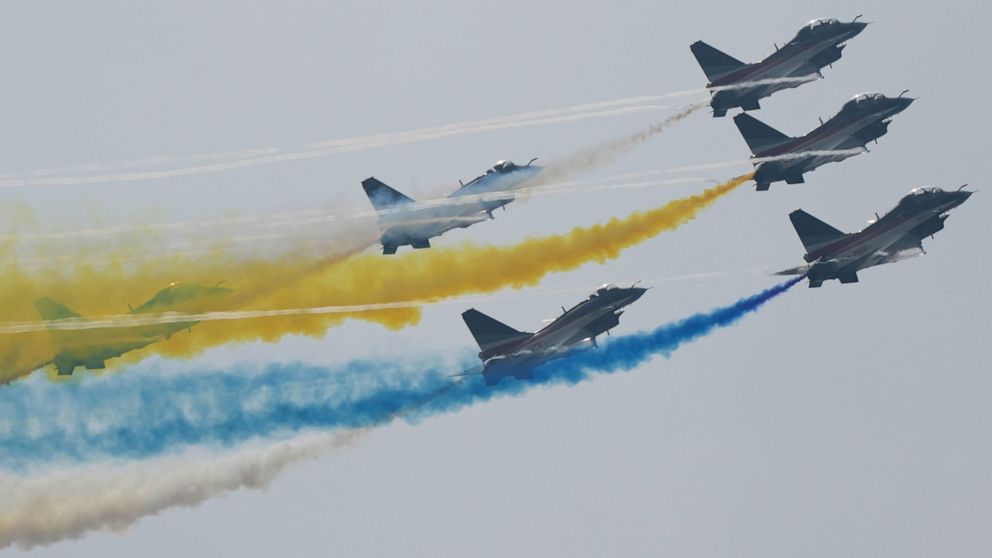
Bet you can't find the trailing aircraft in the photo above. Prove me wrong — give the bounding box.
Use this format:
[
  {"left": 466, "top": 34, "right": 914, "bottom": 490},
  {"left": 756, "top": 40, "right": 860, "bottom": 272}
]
[{"left": 362, "top": 159, "right": 541, "bottom": 254}]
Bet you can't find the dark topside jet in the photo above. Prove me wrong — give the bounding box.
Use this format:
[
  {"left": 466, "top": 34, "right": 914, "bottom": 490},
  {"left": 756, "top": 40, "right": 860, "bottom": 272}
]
[
  {"left": 36, "top": 282, "right": 232, "bottom": 375},
  {"left": 462, "top": 284, "right": 646, "bottom": 386},
  {"left": 776, "top": 186, "right": 973, "bottom": 287},
  {"left": 735, "top": 91, "right": 914, "bottom": 191},
  {"left": 691, "top": 17, "right": 868, "bottom": 117},
  {"left": 362, "top": 159, "right": 541, "bottom": 254}
]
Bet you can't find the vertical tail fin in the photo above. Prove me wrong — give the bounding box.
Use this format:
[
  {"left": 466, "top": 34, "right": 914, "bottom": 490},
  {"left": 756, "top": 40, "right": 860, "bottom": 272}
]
[
  {"left": 462, "top": 309, "right": 531, "bottom": 359},
  {"left": 361, "top": 177, "right": 416, "bottom": 211},
  {"left": 35, "top": 297, "right": 83, "bottom": 322},
  {"left": 789, "top": 209, "right": 847, "bottom": 253},
  {"left": 733, "top": 113, "right": 793, "bottom": 155},
  {"left": 690, "top": 41, "right": 748, "bottom": 83}
]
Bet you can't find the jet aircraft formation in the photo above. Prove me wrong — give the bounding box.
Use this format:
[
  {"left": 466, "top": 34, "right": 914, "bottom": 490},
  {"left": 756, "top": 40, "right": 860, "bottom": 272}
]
[{"left": 29, "top": 16, "right": 972, "bottom": 384}]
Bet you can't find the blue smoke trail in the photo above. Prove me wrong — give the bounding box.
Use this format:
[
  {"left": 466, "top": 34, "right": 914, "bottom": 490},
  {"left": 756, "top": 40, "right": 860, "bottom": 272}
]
[{"left": 0, "top": 277, "right": 801, "bottom": 471}]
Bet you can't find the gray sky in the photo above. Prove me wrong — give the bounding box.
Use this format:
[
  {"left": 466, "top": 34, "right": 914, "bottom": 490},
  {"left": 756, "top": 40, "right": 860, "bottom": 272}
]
[{"left": 2, "top": 0, "right": 990, "bottom": 556}]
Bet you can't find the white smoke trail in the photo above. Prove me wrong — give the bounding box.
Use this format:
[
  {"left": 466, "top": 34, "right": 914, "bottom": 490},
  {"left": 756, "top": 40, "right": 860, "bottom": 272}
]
[
  {"left": 0, "top": 431, "right": 363, "bottom": 550},
  {"left": 0, "top": 104, "right": 670, "bottom": 189},
  {"left": 2, "top": 175, "right": 710, "bottom": 271},
  {"left": 648, "top": 148, "right": 868, "bottom": 174},
  {"left": 0, "top": 170, "right": 704, "bottom": 245},
  {"left": 0, "top": 76, "right": 815, "bottom": 189},
  {"left": 9, "top": 95, "right": 671, "bottom": 179},
  {"left": 533, "top": 102, "right": 708, "bottom": 185}
]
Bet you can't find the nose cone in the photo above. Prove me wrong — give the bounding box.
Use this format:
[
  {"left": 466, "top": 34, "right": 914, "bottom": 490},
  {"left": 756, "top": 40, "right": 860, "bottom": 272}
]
[
  {"left": 623, "top": 287, "right": 648, "bottom": 304},
  {"left": 850, "top": 21, "right": 869, "bottom": 35},
  {"left": 892, "top": 96, "right": 914, "bottom": 112},
  {"left": 519, "top": 164, "right": 543, "bottom": 180},
  {"left": 950, "top": 189, "right": 973, "bottom": 208}
]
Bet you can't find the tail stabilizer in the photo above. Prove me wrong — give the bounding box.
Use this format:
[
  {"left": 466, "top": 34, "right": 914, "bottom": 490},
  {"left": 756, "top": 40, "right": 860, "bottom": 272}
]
[
  {"left": 789, "top": 209, "right": 846, "bottom": 253},
  {"left": 35, "top": 297, "right": 84, "bottom": 322},
  {"left": 361, "top": 177, "right": 416, "bottom": 211},
  {"left": 462, "top": 309, "right": 531, "bottom": 358},
  {"left": 733, "top": 113, "right": 793, "bottom": 155},
  {"left": 690, "top": 41, "right": 748, "bottom": 83}
]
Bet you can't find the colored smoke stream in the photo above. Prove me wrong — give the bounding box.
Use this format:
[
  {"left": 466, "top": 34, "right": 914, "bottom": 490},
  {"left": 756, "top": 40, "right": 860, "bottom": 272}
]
[
  {"left": 0, "top": 276, "right": 800, "bottom": 548},
  {"left": 0, "top": 432, "right": 364, "bottom": 550},
  {"left": 0, "top": 275, "right": 800, "bottom": 470},
  {"left": 0, "top": 174, "right": 750, "bottom": 380}
]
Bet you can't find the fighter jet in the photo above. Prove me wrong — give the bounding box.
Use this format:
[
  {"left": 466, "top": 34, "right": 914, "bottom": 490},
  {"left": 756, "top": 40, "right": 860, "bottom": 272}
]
[
  {"left": 735, "top": 91, "right": 914, "bottom": 191},
  {"left": 461, "top": 283, "right": 646, "bottom": 385},
  {"left": 776, "top": 186, "right": 973, "bottom": 287},
  {"left": 362, "top": 159, "right": 542, "bottom": 254},
  {"left": 691, "top": 17, "right": 868, "bottom": 117},
  {"left": 35, "top": 282, "right": 232, "bottom": 375}
]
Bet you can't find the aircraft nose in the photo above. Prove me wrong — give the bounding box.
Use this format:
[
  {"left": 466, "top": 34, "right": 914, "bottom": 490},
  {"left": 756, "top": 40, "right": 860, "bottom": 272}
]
[
  {"left": 847, "top": 21, "right": 869, "bottom": 35},
  {"left": 626, "top": 287, "right": 648, "bottom": 302},
  {"left": 524, "top": 164, "right": 544, "bottom": 177}
]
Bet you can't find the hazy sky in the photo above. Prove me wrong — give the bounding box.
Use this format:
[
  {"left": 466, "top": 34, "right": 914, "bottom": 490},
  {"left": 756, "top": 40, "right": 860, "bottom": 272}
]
[{"left": 2, "top": 1, "right": 989, "bottom": 556}]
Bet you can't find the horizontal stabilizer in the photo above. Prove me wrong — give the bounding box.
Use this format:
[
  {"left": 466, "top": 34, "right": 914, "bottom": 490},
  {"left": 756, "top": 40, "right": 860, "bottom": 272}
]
[
  {"left": 35, "top": 297, "right": 83, "bottom": 322},
  {"left": 462, "top": 309, "right": 531, "bottom": 358},
  {"left": 361, "top": 177, "right": 416, "bottom": 211},
  {"left": 690, "top": 41, "right": 747, "bottom": 83},
  {"left": 789, "top": 209, "right": 846, "bottom": 253},
  {"left": 773, "top": 264, "right": 811, "bottom": 276},
  {"left": 838, "top": 272, "right": 860, "bottom": 284},
  {"left": 411, "top": 239, "right": 431, "bottom": 250},
  {"left": 734, "top": 113, "right": 793, "bottom": 155}
]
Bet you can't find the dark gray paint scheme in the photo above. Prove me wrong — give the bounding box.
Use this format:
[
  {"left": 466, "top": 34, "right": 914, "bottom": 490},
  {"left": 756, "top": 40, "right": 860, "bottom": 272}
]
[
  {"left": 776, "top": 187, "right": 973, "bottom": 287},
  {"left": 735, "top": 91, "right": 914, "bottom": 191},
  {"left": 462, "top": 285, "right": 646, "bottom": 385},
  {"left": 691, "top": 17, "right": 868, "bottom": 117}
]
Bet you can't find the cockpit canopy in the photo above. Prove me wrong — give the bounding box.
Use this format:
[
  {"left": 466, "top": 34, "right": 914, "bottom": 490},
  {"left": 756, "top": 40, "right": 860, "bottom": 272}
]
[
  {"left": 593, "top": 283, "right": 618, "bottom": 297},
  {"left": 808, "top": 17, "right": 840, "bottom": 28},
  {"left": 490, "top": 160, "right": 518, "bottom": 174},
  {"left": 842, "top": 91, "right": 885, "bottom": 111},
  {"left": 795, "top": 18, "right": 839, "bottom": 39},
  {"left": 900, "top": 186, "right": 944, "bottom": 204}
]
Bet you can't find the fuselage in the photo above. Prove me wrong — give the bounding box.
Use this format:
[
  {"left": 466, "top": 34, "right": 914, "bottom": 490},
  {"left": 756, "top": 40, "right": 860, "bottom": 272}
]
[
  {"left": 754, "top": 93, "right": 913, "bottom": 185},
  {"left": 480, "top": 286, "right": 645, "bottom": 382},
  {"left": 709, "top": 18, "right": 866, "bottom": 113},
  {"left": 808, "top": 189, "right": 970, "bottom": 267},
  {"left": 378, "top": 162, "right": 541, "bottom": 248},
  {"left": 786, "top": 188, "right": 973, "bottom": 287}
]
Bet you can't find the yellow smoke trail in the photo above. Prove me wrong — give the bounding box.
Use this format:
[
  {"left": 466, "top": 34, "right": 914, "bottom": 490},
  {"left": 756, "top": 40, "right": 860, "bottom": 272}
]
[{"left": 0, "top": 174, "right": 750, "bottom": 381}]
